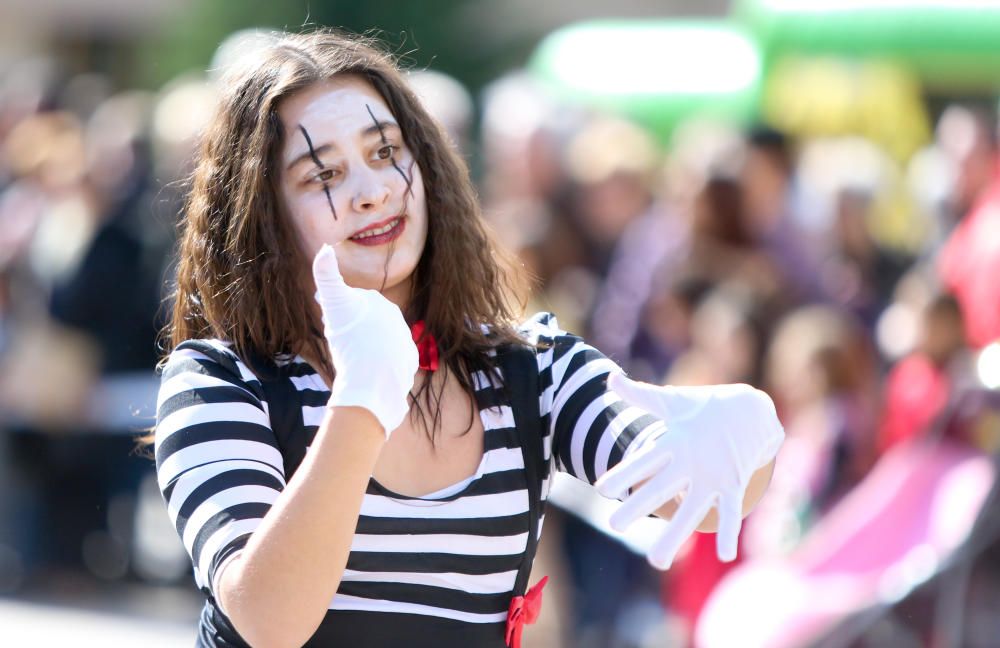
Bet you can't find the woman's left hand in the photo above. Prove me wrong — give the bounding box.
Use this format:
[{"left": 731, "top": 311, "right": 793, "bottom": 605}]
[{"left": 595, "top": 373, "right": 784, "bottom": 570}]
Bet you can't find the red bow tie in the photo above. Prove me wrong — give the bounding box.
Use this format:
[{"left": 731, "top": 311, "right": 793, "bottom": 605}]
[
  {"left": 409, "top": 320, "right": 439, "bottom": 372},
  {"left": 505, "top": 576, "right": 548, "bottom": 648}
]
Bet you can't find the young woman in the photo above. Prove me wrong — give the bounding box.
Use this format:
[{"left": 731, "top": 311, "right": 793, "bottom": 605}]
[{"left": 153, "top": 30, "right": 783, "bottom": 648}]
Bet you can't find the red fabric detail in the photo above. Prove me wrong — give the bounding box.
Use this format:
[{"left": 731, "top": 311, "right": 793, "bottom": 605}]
[
  {"left": 505, "top": 576, "right": 548, "bottom": 648},
  {"left": 409, "top": 320, "right": 439, "bottom": 371},
  {"left": 878, "top": 354, "right": 949, "bottom": 453},
  {"left": 665, "top": 533, "right": 740, "bottom": 647},
  {"left": 939, "top": 177, "right": 1000, "bottom": 349}
]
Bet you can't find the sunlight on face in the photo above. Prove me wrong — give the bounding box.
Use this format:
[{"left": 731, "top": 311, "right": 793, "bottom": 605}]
[{"left": 278, "top": 76, "right": 428, "bottom": 308}]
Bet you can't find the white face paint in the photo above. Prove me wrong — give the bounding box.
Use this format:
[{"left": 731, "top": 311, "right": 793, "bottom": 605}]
[{"left": 279, "top": 75, "right": 428, "bottom": 309}]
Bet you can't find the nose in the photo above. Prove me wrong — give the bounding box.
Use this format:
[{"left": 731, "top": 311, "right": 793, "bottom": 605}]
[{"left": 351, "top": 170, "right": 391, "bottom": 213}]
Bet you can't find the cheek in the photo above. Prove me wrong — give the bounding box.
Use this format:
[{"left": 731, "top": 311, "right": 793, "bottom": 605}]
[{"left": 290, "top": 194, "right": 355, "bottom": 251}]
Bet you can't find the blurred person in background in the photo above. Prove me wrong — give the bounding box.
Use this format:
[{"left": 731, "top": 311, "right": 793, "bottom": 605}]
[
  {"left": 936, "top": 105, "right": 1000, "bottom": 350},
  {"left": 0, "top": 65, "right": 181, "bottom": 590},
  {"left": 740, "top": 126, "right": 826, "bottom": 305},
  {"left": 821, "top": 186, "right": 913, "bottom": 330},
  {"left": 0, "top": 105, "right": 102, "bottom": 587},
  {"left": 479, "top": 72, "right": 592, "bottom": 332},
  {"left": 878, "top": 292, "right": 973, "bottom": 453},
  {"left": 760, "top": 306, "right": 878, "bottom": 536}
]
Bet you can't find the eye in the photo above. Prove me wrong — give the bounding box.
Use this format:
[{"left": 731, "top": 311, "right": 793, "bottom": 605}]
[
  {"left": 312, "top": 168, "right": 338, "bottom": 183},
  {"left": 376, "top": 144, "right": 398, "bottom": 160}
]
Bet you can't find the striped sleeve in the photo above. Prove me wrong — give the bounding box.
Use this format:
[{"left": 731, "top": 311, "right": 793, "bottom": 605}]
[
  {"left": 520, "top": 312, "right": 667, "bottom": 485},
  {"left": 154, "top": 339, "right": 286, "bottom": 598}
]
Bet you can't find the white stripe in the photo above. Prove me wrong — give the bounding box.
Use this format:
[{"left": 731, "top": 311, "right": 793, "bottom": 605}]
[
  {"left": 329, "top": 594, "right": 508, "bottom": 624},
  {"left": 158, "top": 440, "right": 284, "bottom": 491},
  {"left": 591, "top": 406, "right": 650, "bottom": 480},
  {"left": 351, "top": 531, "right": 527, "bottom": 556},
  {"left": 289, "top": 374, "right": 321, "bottom": 391},
  {"left": 481, "top": 446, "right": 523, "bottom": 473},
  {"left": 567, "top": 391, "right": 621, "bottom": 479},
  {"left": 182, "top": 485, "right": 279, "bottom": 553},
  {"left": 166, "top": 459, "right": 285, "bottom": 522},
  {"left": 197, "top": 518, "right": 261, "bottom": 590},
  {"left": 157, "top": 371, "right": 257, "bottom": 411},
  {"left": 340, "top": 568, "right": 517, "bottom": 595},
  {"left": 302, "top": 404, "right": 327, "bottom": 427},
  {"left": 155, "top": 401, "right": 270, "bottom": 446},
  {"left": 170, "top": 347, "right": 214, "bottom": 363},
  {"left": 361, "top": 490, "right": 528, "bottom": 519},
  {"left": 472, "top": 369, "right": 500, "bottom": 391},
  {"left": 551, "top": 355, "right": 617, "bottom": 422},
  {"left": 479, "top": 404, "right": 514, "bottom": 429}
]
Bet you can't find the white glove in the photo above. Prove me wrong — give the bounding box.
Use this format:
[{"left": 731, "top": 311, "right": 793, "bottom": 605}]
[
  {"left": 312, "top": 244, "right": 419, "bottom": 436},
  {"left": 595, "top": 373, "right": 784, "bottom": 570}
]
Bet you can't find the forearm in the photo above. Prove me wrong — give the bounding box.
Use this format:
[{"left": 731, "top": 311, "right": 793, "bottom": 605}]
[
  {"left": 652, "top": 459, "right": 776, "bottom": 532},
  {"left": 219, "top": 406, "right": 384, "bottom": 648}
]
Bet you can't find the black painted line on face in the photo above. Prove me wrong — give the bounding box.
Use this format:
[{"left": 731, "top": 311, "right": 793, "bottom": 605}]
[
  {"left": 298, "top": 124, "right": 338, "bottom": 221},
  {"left": 366, "top": 103, "right": 414, "bottom": 199}
]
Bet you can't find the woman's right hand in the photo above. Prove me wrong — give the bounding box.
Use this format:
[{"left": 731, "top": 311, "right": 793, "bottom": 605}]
[{"left": 312, "top": 244, "right": 419, "bottom": 437}]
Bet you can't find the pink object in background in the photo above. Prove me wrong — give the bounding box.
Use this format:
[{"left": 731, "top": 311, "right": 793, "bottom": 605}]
[
  {"left": 939, "top": 179, "right": 1000, "bottom": 350},
  {"left": 695, "top": 439, "right": 995, "bottom": 648}
]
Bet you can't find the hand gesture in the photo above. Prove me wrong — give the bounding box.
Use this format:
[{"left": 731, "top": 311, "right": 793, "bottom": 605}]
[
  {"left": 596, "top": 374, "right": 783, "bottom": 569},
  {"left": 312, "top": 244, "right": 418, "bottom": 436}
]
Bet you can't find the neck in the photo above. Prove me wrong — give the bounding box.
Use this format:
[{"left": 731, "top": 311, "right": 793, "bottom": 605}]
[{"left": 380, "top": 274, "right": 413, "bottom": 313}]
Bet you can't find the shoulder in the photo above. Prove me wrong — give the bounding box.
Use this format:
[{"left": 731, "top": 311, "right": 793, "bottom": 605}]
[
  {"left": 515, "top": 311, "right": 611, "bottom": 378},
  {"left": 516, "top": 311, "right": 572, "bottom": 346},
  {"left": 158, "top": 338, "right": 265, "bottom": 408},
  {"left": 162, "top": 339, "right": 258, "bottom": 383}
]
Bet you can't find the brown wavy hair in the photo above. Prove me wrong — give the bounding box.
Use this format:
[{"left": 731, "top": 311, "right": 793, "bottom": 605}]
[{"left": 160, "top": 29, "right": 527, "bottom": 440}]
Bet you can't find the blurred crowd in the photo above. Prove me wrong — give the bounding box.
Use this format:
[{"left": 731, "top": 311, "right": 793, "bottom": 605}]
[{"left": 2, "top": 32, "right": 1000, "bottom": 648}]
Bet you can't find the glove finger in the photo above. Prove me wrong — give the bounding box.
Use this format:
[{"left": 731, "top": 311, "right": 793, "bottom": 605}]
[
  {"left": 648, "top": 489, "right": 716, "bottom": 570},
  {"left": 715, "top": 492, "right": 744, "bottom": 562},
  {"left": 608, "top": 373, "right": 703, "bottom": 422},
  {"left": 312, "top": 244, "right": 345, "bottom": 288},
  {"left": 595, "top": 440, "right": 672, "bottom": 499},
  {"left": 608, "top": 464, "right": 688, "bottom": 532}
]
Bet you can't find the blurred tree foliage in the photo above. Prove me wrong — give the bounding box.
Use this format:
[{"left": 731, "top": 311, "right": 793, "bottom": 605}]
[{"left": 134, "top": 0, "right": 536, "bottom": 97}]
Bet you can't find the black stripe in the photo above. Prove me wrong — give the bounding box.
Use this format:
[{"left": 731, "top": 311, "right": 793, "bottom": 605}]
[
  {"left": 337, "top": 581, "right": 510, "bottom": 616},
  {"left": 607, "top": 413, "right": 661, "bottom": 469},
  {"left": 356, "top": 511, "right": 529, "bottom": 536},
  {"left": 561, "top": 347, "right": 607, "bottom": 386},
  {"left": 538, "top": 364, "right": 553, "bottom": 392},
  {"left": 159, "top": 385, "right": 264, "bottom": 420},
  {"left": 581, "top": 399, "right": 629, "bottom": 483},
  {"left": 483, "top": 427, "right": 517, "bottom": 451},
  {"left": 282, "top": 362, "right": 322, "bottom": 378},
  {"left": 306, "top": 610, "right": 506, "bottom": 647},
  {"left": 297, "top": 388, "right": 330, "bottom": 407},
  {"left": 347, "top": 551, "right": 523, "bottom": 575},
  {"left": 161, "top": 355, "right": 244, "bottom": 385},
  {"left": 173, "top": 468, "right": 284, "bottom": 538},
  {"left": 552, "top": 373, "right": 609, "bottom": 480},
  {"left": 473, "top": 385, "right": 504, "bottom": 410},
  {"left": 190, "top": 502, "right": 271, "bottom": 571},
  {"left": 548, "top": 335, "right": 580, "bottom": 366},
  {"left": 155, "top": 420, "right": 277, "bottom": 470}
]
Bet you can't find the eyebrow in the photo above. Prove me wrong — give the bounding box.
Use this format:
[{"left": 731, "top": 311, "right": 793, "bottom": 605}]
[{"left": 285, "top": 120, "right": 400, "bottom": 171}]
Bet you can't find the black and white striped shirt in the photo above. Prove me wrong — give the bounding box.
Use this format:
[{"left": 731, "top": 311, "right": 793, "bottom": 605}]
[{"left": 155, "top": 313, "right": 666, "bottom": 647}]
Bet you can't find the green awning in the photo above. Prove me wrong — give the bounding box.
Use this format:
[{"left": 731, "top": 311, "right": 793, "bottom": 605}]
[
  {"left": 735, "top": 0, "right": 1000, "bottom": 90},
  {"left": 528, "top": 20, "right": 764, "bottom": 140}
]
